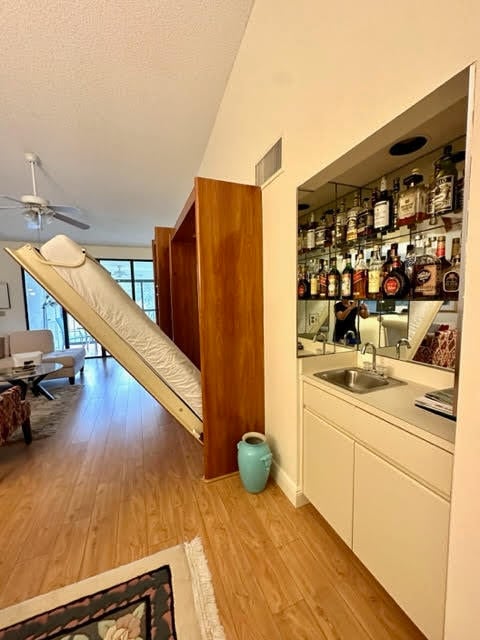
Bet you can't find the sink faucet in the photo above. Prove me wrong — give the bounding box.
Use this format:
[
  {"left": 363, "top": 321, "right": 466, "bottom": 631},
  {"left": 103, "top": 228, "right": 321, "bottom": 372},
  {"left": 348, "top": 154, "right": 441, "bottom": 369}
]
[
  {"left": 313, "top": 330, "right": 328, "bottom": 354},
  {"left": 343, "top": 330, "right": 356, "bottom": 346},
  {"left": 396, "top": 338, "right": 411, "bottom": 359},
  {"left": 361, "top": 342, "right": 377, "bottom": 372}
]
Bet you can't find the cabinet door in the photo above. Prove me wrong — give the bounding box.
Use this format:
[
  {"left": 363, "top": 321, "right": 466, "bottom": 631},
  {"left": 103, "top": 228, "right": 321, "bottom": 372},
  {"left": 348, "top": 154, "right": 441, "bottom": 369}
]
[
  {"left": 353, "top": 443, "right": 450, "bottom": 640},
  {"left": 303, "top": 408, "right": 354, "bottom": 546}
]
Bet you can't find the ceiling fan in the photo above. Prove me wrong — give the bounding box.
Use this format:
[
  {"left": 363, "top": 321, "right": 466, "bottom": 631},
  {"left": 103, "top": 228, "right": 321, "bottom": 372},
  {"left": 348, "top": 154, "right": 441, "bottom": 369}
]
[{"left": 0, "top": 152, "right": 90, "bottom": 230}]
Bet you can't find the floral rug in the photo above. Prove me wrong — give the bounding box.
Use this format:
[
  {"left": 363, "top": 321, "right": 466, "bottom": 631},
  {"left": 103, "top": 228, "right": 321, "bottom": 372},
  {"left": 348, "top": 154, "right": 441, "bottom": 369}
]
[{"left": 0, "top": 538, "right": 225, "bottom": 640}]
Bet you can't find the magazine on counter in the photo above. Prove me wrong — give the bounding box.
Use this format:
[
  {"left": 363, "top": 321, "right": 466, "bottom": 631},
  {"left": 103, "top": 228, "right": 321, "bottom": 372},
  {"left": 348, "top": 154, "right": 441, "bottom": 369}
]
[{"left": 415, "top": 387, "right": 456, "bottom": 420}]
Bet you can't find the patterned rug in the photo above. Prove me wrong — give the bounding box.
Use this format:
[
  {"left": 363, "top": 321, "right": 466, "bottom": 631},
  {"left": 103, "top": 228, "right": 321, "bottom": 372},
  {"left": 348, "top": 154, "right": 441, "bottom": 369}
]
[
  {"left": 8, "top": 384, "right": 83, "bottom": 442},
  {"left": 0, "top": 538, "right": 224, "bottom": 640}
]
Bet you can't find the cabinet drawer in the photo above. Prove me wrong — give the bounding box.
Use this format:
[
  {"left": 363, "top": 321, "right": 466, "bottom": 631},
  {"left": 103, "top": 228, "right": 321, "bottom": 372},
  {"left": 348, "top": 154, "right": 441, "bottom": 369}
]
[{"left": 303, "top": 382, "right": 453, "bottom": 498}]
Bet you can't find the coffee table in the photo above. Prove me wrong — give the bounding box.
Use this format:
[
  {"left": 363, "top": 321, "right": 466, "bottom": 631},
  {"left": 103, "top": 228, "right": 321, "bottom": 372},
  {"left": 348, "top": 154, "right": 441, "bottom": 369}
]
[{"left": 0, "top": 362, "right": 63, "bottom": 400}]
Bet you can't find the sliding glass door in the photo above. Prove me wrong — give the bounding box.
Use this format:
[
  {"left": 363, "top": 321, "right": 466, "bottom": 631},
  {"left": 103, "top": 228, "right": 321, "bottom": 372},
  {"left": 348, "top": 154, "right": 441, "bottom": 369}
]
[{"left": 23, "top": 258, "right": 154, "bottom": 357}]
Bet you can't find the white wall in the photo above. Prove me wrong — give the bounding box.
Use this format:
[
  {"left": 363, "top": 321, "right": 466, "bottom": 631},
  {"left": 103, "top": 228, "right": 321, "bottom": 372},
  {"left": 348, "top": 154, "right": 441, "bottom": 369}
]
[
  {"left": 0, "top": 239, "right": 152, "bottom": 336},
  {"left": 198, "top": 1, "right": 480, "bottom": 636}
]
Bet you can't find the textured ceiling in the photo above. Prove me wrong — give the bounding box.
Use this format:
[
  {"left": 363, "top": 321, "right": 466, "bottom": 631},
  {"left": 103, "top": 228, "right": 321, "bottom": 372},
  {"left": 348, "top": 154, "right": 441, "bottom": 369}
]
[{"left": 0, "top": 0, "right": 253, "bottom": 246}]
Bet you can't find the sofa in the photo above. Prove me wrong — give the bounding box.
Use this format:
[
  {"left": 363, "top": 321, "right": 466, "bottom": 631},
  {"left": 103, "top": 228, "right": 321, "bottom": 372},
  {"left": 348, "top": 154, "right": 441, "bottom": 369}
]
[{"left": 0, "top": 329, "right": 85, "bottom": 385}]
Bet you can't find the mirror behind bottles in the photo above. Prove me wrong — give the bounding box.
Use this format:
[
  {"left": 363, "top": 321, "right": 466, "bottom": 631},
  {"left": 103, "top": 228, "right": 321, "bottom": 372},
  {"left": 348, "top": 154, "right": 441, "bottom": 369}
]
[{"left": 297, "top": 67, "right": 468, "bottom": 372}]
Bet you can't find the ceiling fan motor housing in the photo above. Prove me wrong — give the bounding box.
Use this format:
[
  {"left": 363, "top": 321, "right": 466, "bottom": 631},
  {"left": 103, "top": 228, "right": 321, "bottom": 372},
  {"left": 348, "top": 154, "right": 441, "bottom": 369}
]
[{"left": 20, "top": 194, "right": 50, "bottom": 206}]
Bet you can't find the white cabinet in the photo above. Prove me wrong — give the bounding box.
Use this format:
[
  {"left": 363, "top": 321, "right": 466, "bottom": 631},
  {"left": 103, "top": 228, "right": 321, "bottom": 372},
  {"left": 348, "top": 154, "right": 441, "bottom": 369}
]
[
  {"left": 302, "top": 381, "right": 453, "bottom": 640},
  {"left": 303, "top": 408, "right": 354, "bottom": 545},
  {"left": 353, "top": 443, "right": 450, "bottom": 640}
]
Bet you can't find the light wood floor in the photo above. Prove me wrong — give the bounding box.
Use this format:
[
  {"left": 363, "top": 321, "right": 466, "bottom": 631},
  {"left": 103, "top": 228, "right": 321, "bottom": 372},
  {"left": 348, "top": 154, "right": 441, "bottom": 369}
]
[{"left": 0, "top": 358, "right": 426, "bottom": 639}]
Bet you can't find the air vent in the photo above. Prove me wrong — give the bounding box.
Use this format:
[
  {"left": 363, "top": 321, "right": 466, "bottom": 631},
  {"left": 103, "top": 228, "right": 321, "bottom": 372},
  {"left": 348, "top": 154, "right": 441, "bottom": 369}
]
[{"left": 255, "top": 138, "right": 282, "bottom": 186}]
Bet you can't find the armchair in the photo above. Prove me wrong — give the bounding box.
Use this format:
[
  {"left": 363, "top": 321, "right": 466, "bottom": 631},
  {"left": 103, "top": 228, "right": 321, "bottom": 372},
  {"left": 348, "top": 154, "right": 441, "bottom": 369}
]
[{"left": 0, "top": 385, "right": 32, "bottom": 445}]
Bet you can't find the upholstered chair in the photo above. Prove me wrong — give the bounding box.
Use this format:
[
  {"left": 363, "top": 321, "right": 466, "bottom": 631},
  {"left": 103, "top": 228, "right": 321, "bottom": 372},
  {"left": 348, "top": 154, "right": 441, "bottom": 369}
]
[{"left": 0, "top": 386, "right": 32, "bottom": 445}]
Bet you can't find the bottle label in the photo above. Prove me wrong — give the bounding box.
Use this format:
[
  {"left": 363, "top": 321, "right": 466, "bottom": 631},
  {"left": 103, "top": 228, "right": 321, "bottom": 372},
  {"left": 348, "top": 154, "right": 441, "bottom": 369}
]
[
  {"left": 298, "top": 282, "right": 306, "bottom": 298},
  {"left": 368, "top": 271, "right": 380, "bottom": 294},
  {"left": 327, "top": 275, "right": 338, "bottom": 297},
  {"left": 415, "top": 266, "right": 437, "bottom": 296},
  {"left": 341, "top": 274, "right": 352, "bottom": 296},
  {"left": 374, "top": 202, "right": 389, "bottom": 228},
  {"left": 443, "top": 270, "right": 460, "bottom": 294},
  {"left": 398, "top": 194, "right": 415, "bottom": 221},
  {"left": 383, "top": 274, "right": 401, "bottom": 297},
  {"left": 353, "top": 270, "right": 367, "bottom": 298},
  {"left": 306, "top": 229, "right": 315, "bottom": 249},
  {"left": 319, "top": 273, "right": 327, "bottom": 296},
  {"left": 310, "top": 277, "right": 318, "bottom": 296},
  {"left": 434, "top": 175, "right": 455, "bottom": 214}
]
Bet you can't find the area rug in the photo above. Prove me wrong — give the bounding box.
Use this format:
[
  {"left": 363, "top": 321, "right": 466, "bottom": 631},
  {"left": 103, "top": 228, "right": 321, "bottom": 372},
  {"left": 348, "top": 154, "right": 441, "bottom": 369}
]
[
  {"left": 0, "top": 537, "right": 225, "bottom": 640},
  {"left": 9, "top": 384, "right": 83, "bottom": 442}
]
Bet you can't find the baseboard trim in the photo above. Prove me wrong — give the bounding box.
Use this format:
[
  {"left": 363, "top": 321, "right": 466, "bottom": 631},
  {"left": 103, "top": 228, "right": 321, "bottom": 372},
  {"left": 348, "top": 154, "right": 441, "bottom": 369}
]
[{"left": 271, "top": 461, "right": 309, "bottom": 508}]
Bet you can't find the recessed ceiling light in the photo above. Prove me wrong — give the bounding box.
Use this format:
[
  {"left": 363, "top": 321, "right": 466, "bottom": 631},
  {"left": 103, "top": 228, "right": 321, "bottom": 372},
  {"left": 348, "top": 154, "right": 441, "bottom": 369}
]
[
  {"left": 298, "top": 203, "right": 310, "bottom": 211},
  {"left": 389, "top": 136, "right": 428, "bottom": 156}
]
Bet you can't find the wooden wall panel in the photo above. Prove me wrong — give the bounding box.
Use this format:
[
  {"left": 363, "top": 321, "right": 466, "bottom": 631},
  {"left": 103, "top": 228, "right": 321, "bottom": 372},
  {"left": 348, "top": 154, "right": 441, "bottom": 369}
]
[
  {"left": 170, "top": 225, "right": 200, "bottom": 368},
  {"left": 195, "top": 177, "right": 265, "bottom": 479},
  {"left": 153, "top": 227, "right": 173, "bottom": 337}
]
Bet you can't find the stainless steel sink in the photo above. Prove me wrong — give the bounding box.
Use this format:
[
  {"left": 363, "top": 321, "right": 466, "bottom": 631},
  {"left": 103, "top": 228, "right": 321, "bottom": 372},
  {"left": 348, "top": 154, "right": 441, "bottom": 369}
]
[{"left": 314, "top": 367, "right": 406, "bottom": 394}]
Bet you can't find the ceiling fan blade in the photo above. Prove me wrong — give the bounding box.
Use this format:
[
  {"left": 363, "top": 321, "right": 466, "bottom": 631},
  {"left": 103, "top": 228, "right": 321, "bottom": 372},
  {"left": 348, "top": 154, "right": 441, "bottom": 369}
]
[
  {"left": 49, "top": 204, "right": 82, "bottom": 215},
  {"left": 52, "top": 211, "right": 90, "bottom": 230},
  {"left": 0, "top": 195, "right": 23, "bottom": 203}
]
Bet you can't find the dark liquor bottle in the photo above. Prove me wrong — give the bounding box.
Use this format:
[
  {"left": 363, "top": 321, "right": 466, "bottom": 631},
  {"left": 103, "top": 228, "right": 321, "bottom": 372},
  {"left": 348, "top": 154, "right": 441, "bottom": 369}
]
[
  {"left": 404, "top": 243, "right": 416, "bottom": 283},
  {"left": 392, "top": 177, "right": 400, "bottom": 230},
  {"left": 324, "top": 209, "right": 335, "bottom": 247},
  {"left": 442, "top": 237, "right": 461, "bottom": 299},
  {"left": 434, "top": 145, "right": 458, "bottom": 215},
  {"left": 374, "top": 176, "right": 393, "bottom": 233},
  {"left": 317, "top": 259, "right": 328, "bottom": 299},
  {"left": 297, "top": 266, "right": 310, "bottom": 299},
  {"left": 341, "top": 254, "right": 354, "bottom": 298},
  {"left": 327, "top": 258, "right": 341, "bottom": 299},
  {"left": 353, "top": 251, "right": 368, "bottom": 299},
  {"left": 381, "top": 255, "right": 410, "bottom": 299},
  {"left": 357, "top": 197, "right": 374, "bottom": 239}
]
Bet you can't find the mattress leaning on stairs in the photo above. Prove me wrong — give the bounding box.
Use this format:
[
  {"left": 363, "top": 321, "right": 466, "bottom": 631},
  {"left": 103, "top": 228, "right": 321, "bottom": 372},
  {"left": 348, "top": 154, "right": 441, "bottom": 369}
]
[{"left": 4, "top": 235, "right": 203, "bottom": 440}]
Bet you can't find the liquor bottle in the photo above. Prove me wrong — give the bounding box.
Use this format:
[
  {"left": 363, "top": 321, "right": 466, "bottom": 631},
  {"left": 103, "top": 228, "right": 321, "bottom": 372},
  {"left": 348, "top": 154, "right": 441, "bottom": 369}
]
[
  {"left": 442, "top": 237, "right": 461, "bottom": 299},
  {"left": 397, "top": 169, "right": 427, "bottom": 227},
  {"left": 392, "top": 177, "right": 400, "bottom": 230},
  {"left": 324, "top": 209, "right": 335, "bottom": 247},
  {"left": 381, "top": 255, "right": 410, "bottom": 299},
  {"left": 382, "top": 243, "right": 398, "bottom": 278},
  {"left": 335, "top": 200, "right": 346, "bottom": 248},
  {"left": 297, "top": 266, "right": 310, "bottom": 299},
  {"left": 317, "top": 259, "right": 328, "bottom": 299},
  {"left": 434, "top": 145, "right": 458, "bottom": 215},
  {"left": 357, "top": 197, "right": 374, "bottom": 239},
  {"left": 341, "top": 254, "right": 354, "bottom": 298},
  {"left": 404, "top": 243, "right": 416, "bottom": 283},
  {"left": 314, "top": 215, "right": 326, "bottom": 249},
  {"left": 412, "top": 235, "right": 441, "bottom": 298},
  {"left": 367, "top": 246, "right": 383, "bottom": 300},
  {"left": 455, "top": 169, "right": 464, "bottom": 211},
  {"left": 436, "top": 235, "right": 451, "bottom": 271},
  {"left": 353, "top": 251, "right": 368, "bottom": 299},
  {"left": 374, "top": 176, "right": 393, "bottom": 233},
  {"left": 305, "top": 213, "right": 317, "bottom": 251},
  {"left": 426, "top": 173, "right": 437, "bottom": 225},
  {"left": 309, "top": 261, "right": 319, "bottom": 299},
  {"left": 327, "top": 257, "right": 341, "bottom": 299},
  {"left": 346, "top": 193, "right": 361, "bottom": 243}
]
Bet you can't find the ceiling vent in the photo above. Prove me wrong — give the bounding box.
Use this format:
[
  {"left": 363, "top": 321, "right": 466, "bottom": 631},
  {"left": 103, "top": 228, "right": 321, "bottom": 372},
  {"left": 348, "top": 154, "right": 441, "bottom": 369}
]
[{"left": 255, "top": 138, "right": 282, "bottom": 186}]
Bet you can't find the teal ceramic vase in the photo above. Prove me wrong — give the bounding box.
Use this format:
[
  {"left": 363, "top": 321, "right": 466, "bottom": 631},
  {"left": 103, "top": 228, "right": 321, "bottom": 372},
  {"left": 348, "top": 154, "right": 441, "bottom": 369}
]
[{"left": 237, "top": 431, "right": 272, "bottom": 493}]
